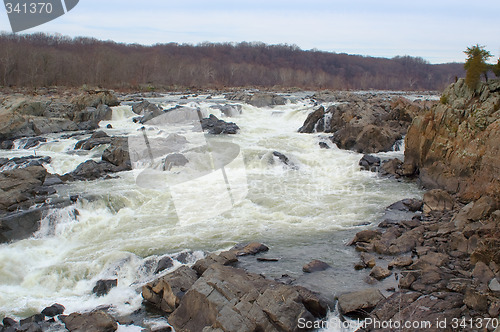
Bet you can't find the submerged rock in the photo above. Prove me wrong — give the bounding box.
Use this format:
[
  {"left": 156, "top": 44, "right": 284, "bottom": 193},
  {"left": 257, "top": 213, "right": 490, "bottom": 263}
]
[
  {"left": 271, "top": 151, "right": 298, "bottom": 170},
  {"left": 303, "top": 260, "right": 331, "bottom": 273}
]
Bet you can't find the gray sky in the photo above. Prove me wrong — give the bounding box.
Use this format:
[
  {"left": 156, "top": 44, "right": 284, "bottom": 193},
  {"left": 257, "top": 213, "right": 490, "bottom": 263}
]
[{"left": 1, "top": 0, "right": 499, "bottom": 64}]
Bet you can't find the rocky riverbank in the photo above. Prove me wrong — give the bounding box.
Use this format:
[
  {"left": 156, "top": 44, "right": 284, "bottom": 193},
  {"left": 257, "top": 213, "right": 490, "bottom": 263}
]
[
  {"left": 339, "top": 79, "right": 500, "bottom": 331},
  {"left": 0, "top": 83, "right": 497, "bottom": 331}
]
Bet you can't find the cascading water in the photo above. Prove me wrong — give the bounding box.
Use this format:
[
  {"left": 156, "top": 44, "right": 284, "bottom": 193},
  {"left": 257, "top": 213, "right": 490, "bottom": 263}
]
[{"left": 0, "top": 93, "right": 423, "bottom": 330}]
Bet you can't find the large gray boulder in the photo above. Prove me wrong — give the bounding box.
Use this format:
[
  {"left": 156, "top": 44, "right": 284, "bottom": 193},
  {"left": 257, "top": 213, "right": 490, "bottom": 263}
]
[{"left": 102, "top": 137, "right": 131, "bottom": 170}]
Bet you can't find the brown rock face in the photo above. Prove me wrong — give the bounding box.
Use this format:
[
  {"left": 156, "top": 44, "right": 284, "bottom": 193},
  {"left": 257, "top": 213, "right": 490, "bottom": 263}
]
[
  {"left": 298, "top": 94, "right": 430, "bottom": 153},
  {"left": 142, "top": 249, "right": 329, "bottom": 332},
  {"left": 404, "top": 79, "right": 500, "bottom": 201}
]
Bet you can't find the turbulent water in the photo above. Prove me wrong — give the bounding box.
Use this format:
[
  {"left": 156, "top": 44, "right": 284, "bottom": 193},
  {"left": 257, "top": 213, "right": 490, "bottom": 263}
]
[{"left": 0, "top": 92, "right": 424, "bottom": 330}]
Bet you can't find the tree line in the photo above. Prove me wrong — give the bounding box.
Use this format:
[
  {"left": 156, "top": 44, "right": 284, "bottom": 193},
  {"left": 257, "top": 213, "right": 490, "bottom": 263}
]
[{"left": 0, "top": 32, "right": 464, "bottom": 91}]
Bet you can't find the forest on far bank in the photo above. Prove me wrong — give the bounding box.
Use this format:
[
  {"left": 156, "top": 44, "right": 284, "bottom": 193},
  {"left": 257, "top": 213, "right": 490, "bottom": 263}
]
[{"left": 0, "top": 32, "right": 464, "bottom": 91}]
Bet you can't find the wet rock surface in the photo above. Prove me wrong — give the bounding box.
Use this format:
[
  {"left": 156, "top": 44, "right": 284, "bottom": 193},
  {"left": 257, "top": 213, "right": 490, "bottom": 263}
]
[
  {"left": 142, "top": 244, "right": 329, "bottom": 331},
  {"left": 200, "top": 114, "right": 240, "bottom": 134}
]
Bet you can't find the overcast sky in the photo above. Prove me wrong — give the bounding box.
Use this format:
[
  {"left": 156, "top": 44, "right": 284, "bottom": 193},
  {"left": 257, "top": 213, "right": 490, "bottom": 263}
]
[{"left": 1, "top": 0, "right": 499, "bottom": 64}]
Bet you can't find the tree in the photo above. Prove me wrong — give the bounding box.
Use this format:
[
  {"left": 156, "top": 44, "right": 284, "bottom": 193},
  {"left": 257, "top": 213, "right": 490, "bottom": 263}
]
[
  {"left": 464, "top": 44, "right": 492, "bottom": 90},
  {"left": 493, "top": 58, "right": 500, "bottom": 77}
]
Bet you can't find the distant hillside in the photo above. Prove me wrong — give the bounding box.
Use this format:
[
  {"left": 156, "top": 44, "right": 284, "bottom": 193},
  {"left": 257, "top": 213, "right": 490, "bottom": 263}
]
[{"left": 0, "top": 33, "right": 463, "bottom": 90}]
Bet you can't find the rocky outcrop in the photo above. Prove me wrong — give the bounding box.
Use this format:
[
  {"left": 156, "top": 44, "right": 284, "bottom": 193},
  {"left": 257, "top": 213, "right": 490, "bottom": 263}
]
[
  {"left": 142, "top": 244, "right": 329, "bottom": 331},
  {"left": 74, "top": 131, "right": 112, "bottom": 150},
  {"left": 0, "top": 166, "right": 48, "bottom": 212},
  {"left": 101, "top": 137, "right": 131, "bottom": 170},
  {"left": 226, "top": 91, "right": 287, "bottom": 107},
  {"left": 0, "top": 90, "right": 118, "bottom": 141},
  {"left": 200, "top": 114, "right": 240, "bottom": 134},
  {"left": 71, "top": 90, "right": 120, "bottom": 109},
  {"left": 64, "top": 160, "right": 124, "bottom": 181},
  {"left": 0, "top": 166, "right": 49, "bottom": 243},
  {"left": 298, "top": 96, "right": 429, "bottom": 153},
  {"left": 403, "top": 78, "right": 500, "bottom": 201},
  {"left": 132, "top": 100, "right": 164, "bottom": 123}
]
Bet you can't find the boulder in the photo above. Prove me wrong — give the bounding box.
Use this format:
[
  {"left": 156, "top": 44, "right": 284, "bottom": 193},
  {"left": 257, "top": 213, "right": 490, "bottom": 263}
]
[
  {"left": 163, "top": 153, "right": 189, "bottom": 171},
  {"left": 192, "top": 251, "right": 238, "bottom": 275},
  {"left": 167, "top": 264, "right": 327, "bottom": 332},
  {"left": 0, "top": 207, "right": 45, "bottom": 243},
  {"left": 0, "top": 156, "right": 51, "bottom": 170},
  {"left": 348, "top": 230, "right": 381, "bottom": 245},
  {"left": 61, "top": 310, "right": 118, "bottom": 332},
  {"left": 73, "top": 105, "right": 113, "bottom": 130},
  {"left": 41, "top": 303, "right": 65, "bottom": 317},
  {"left": 92, "top": 279, "right": 117, "bottom": 297},
  {"left": 231, "top": 242, "right": 269, "bottom": 256},
  {"left": 20, "top": 137, "right": 47, "bottom": 149},
  {"left": 132, "top": 100, "right": 161, "bottom": 115},
  {"left": 298, "top": 106, "right": 325, "bottom": 133},
  {"left": 369, "top": 266, "right": 392, "bottom": 280},
  {"left": 71, "top": 90, "right": 120, "bottom": 109},
  {"left": 467, "top": 196, "right": 497, "bottom": 221},
  {"left": 379, "top": 158, "right": 403, "bottom": 177},
  {"left": 388, "top": 256, "right": 413, "bottom": 269},
  {"left": 200, "top": 114, "right": 239, "bottom": 134},
  {"left": 337, "top": 289, "right": 385, "bottom": 316},
  {"left": 272, "top": 151, "right": 298, "bottom": 170},
  {"left": 32, "top": 118, "right": 79, "bottom": 134},
  {"left": 387, "top": 198, "right": 423, "bottom": 212},
  {"left": 464, "top": 288, "right": 488, "bottom": 312},
  {"left": 303, "top": 260, "right": 331, "bottom": 273},
  {"left": 101, "top": 137, "right": 131, "bottom": 170},
  {"left": 359, "top": 154, "right": 380, "bottom": 172},
  {"left": 65, "top": 160, "right": 123, "bottom": 181},
  {"left": 142, "top": 266, "right": 198, "bottom": 313},
  {"left": 155, "top": 256, "right": 174, "bottom": 273},
  {"left": 74, "top": 131, "right": 112, "bottom": 150},
  {"left": 0, "top": 166, "right": 47, "bottom": 212},
  {"left": 423, "top": 189, "right": 455, "bottom": 214}
]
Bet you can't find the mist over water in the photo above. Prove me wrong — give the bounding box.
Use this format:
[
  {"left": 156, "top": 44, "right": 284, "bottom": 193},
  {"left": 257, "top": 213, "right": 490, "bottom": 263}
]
[{"left": 0, "top": 93, "right": 423, "bottom": 323}]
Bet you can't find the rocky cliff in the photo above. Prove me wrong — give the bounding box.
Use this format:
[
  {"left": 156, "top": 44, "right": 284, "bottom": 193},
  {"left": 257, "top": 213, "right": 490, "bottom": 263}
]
[{"left": 404, "top": 78, "right": 500, "bottom": 202}]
